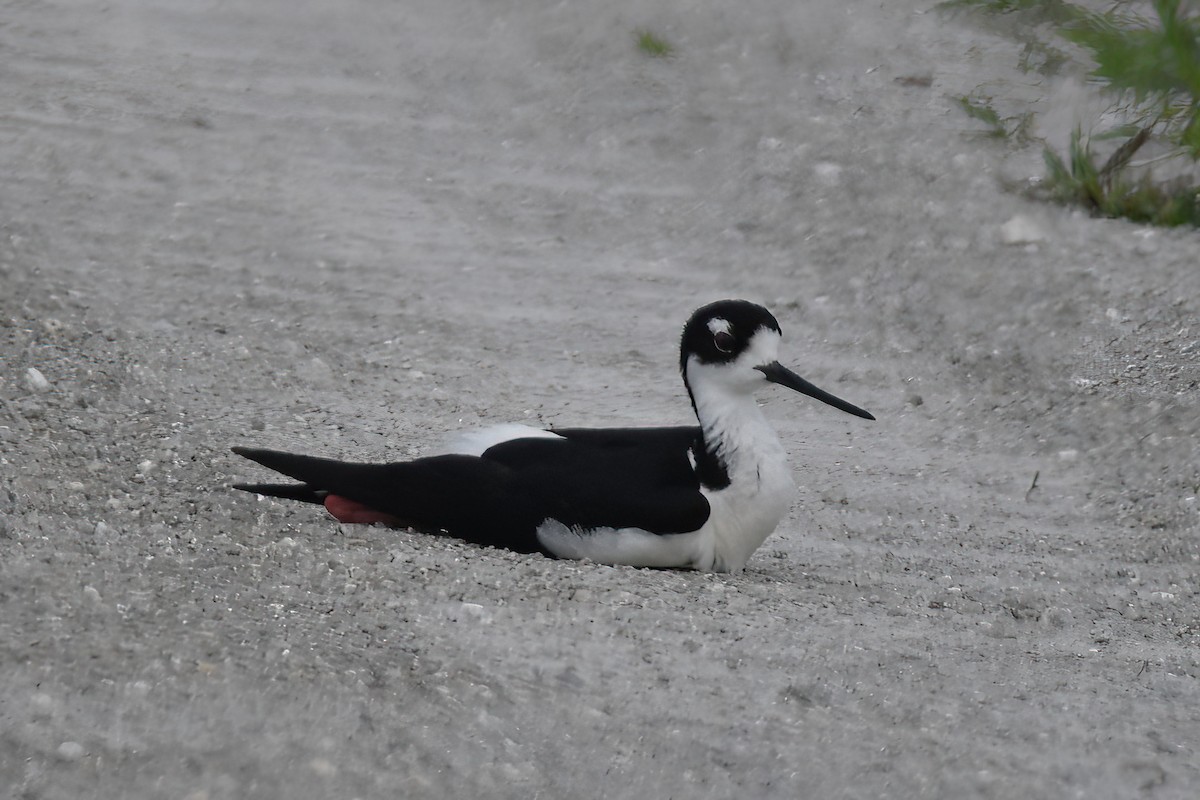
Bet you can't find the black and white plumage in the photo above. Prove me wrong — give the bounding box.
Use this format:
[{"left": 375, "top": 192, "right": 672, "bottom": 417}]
[{"left": 232, "top": 300, "right": 874, "bottom": 572}]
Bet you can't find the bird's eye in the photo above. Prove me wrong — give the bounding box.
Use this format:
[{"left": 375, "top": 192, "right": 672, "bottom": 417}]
[{"left": 713, "top": 331, "right": 735, "bottom": 353}]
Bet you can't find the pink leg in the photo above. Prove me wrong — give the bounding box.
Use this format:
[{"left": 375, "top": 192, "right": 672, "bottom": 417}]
[{"left": 324, "top": 495, "right": 403, "bottom": 526}]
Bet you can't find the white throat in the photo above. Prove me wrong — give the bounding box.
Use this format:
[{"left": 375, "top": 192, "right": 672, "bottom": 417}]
[
  {"left": 688, "top": 359, "right": 790, "bottom": 486},
  {"left": 685, "top": 355, "right": 796, "bottom": 571}
]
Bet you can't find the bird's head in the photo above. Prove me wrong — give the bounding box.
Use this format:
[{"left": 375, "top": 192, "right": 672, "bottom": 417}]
[{"left": 680, "top": 299, "right": 875, "bottom": 420}]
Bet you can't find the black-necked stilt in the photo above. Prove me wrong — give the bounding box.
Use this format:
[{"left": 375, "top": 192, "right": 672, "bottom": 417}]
[{"left": 232, "top": 300, "right": 874, "bottom": 572}]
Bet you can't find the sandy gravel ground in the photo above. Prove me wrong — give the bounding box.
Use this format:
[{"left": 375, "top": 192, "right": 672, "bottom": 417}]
[{"left": 2, "top": 1, "right": 1198, "bottom": 798}]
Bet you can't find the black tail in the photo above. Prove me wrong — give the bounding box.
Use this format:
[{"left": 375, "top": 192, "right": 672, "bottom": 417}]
[
  {"left": 229, "top": 446, "right": 544, "bottom": 553},
  {"left": 233, "top": 447, "right": 371, "bottom": 486},
  {"left": 231, "top": 446, "right": 396, "bottom": 508}
]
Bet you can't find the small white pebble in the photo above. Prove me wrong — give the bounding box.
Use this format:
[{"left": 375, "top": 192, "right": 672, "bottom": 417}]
[
  {"left": 999, "top": 215, "right": 1046, "bottom": 245},
  {"left": 309, "top": 757, "right": 337, "bottom": 777},
  {"left": 25, "top": 367, "right": 52, "bottom": 393},
  {"left": 57, "top": 741, "right": 85, "bottom": 761},
  {"left": 31, "top": 692, "right": 54, "bottom": 713},
  {"left": 82, "top": 585, "right": 103, "bottom": 606},
  {"left": 94, "top": 521, "right": 113, "bottom": 537},
  {"left": 813, "top": 161, "right": 843, "bottom": 186}
]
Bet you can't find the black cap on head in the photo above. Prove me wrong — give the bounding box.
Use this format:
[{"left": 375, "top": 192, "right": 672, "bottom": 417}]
[
  {"left": 680, "top": 299, "right": 781, "bottom": 373},
  {"left": 680, "top": 299, "right": 875, "bottom": 421}
]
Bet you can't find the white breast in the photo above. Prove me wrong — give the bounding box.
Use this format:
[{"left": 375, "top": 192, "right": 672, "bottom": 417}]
[{"left": 697, "top": 457, "right": 794, "bottom": 571}]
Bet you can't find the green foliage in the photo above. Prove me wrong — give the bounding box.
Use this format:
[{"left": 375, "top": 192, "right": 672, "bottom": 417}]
[
  {"left": 956, "top": 94, "right": 1007, "bottom": 136},
  {"left": 944, "top": 0, "right": 1200, "bottom": 226},
  {"left": 1064, "top": 1, "right": 1200, "bottom": 97},
  {"left": 1064, "top": 0, "right": 1200, "bottom": 156},
  {"left": 635, "top": 30, "right": 674, "bottom": 58},
  {"left": 1016, "top": 38, "right": 1072, "bottom": 76},
  {"left": 937, "top": 0, "right": 1083, "bottom": 27},
  {"left": 957, "top": 93, "right": 1036, "bottom": 139},
  {"left": 939, "top": 1, "right": 1079, "bottom": 75},
  {"left": 1040, "top": 127, "right": 1200, "bottom": 226}
]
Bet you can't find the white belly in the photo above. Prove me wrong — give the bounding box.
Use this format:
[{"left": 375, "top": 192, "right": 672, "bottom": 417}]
[
  {"left": 536, "top": 520, "right": 710, "bottom": 569},
  {"left": 535, "top": 465, "right": 794, "bottom": 572},
  {"left": 696, "top": 473, "right": 794, "bottom": 571}
]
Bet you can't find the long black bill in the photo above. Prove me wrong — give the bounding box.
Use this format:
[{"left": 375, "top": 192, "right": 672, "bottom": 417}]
[{"left": 755, "top": 362, "right": 876, "bottom": 420}]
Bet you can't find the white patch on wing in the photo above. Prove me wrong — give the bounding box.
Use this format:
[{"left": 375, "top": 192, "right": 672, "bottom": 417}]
[
  {"left": 537, "top": 520, "right": 712, "bottom": 570},
  {"left": 435, "top": 424, "right": 563, "bottom": 457}
]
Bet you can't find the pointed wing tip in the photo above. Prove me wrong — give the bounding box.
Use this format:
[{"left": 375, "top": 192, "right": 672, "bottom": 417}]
[
  {"left": 231, "top": 482, "right": 327, "bottom": 504},
  {"left": 231, "top": 446, "right": 286, "bottom": 466}
]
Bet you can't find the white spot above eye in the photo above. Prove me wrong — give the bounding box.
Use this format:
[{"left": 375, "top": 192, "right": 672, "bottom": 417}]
[{"left": 706, "top": 317, "right": 732, "bottom": 336}]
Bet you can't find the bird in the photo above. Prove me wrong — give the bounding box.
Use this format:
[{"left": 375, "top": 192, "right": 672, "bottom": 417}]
[{"left": 231, "top": 299, "right": 874, "bottom": 572}]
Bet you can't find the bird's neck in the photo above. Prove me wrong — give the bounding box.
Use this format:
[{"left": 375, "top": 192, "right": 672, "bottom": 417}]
[
  {"left": 689, "top": 382, "right": 789, "bottom": 490},
  {"left": 687, "top": 380, "right": 796, "bottom": 572}
]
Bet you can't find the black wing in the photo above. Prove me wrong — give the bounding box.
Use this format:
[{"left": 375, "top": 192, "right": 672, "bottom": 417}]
[
  {"left": 545, "top": 425, "right": 700, "bottom": 448},
  {"left": 231, "top": 425, "right": 711, "bottom": 553},
  {"left": 480, "top": 426, "right": 710, "bottom": 534}
]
